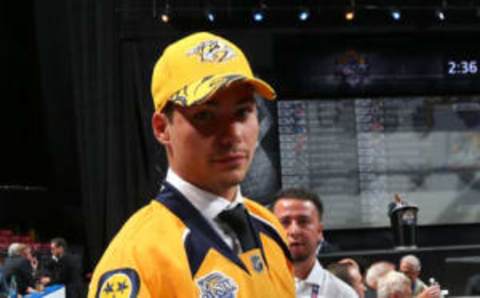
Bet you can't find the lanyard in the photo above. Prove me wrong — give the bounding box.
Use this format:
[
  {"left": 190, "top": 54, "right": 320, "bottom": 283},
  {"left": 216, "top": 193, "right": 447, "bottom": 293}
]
[{"left": 311, "top": 284, "right": 319, "bottom": 298}]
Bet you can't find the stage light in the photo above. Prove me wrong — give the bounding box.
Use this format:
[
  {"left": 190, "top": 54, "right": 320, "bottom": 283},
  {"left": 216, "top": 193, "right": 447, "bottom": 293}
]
[
  {"left": 206, "top": 10, "right": 215, "bottom": 22},
  {"left": 391, "top": 9, "right": 401, "bottom": 21},
  {"left": 160, "top": 2, "right": 170, "bottom": 23},
  {"left": 435, "top": 9, "right": 445, "bottom": 21},
  {"left": 252, "top": 9, "right": 264, "bottom": 22},
  {"left": 345, "top": 9, "right": 355, "bottom": 21},
  {"left": 298, "top": 8, "right": 310, "bottom": 21},
  {"left": 161, "top": 12, "right": 170, "bottom": 23}
]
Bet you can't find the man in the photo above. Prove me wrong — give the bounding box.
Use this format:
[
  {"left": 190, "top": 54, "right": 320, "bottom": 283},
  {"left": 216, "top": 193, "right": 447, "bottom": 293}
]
[
  {"left": 399, "top": 255, "right": 426, "bottom": 296},
  {"left": 3, "top": 243, "right": 37, "bottom": 295},
  {"left": 328, "top": 261, "right": 366, "bottom": 298},
  {"left": 42, "top": 238, "right": 83, "bottom": 298},
  {"left": 377, "top": 271, "right": 412, "bottom": 298},
  {"left": 88, "top": 32, "right": 295, "bottom": 298},
  {"left": 272, "top": 187, "right": 358, "bottom": 298},
  {"left": 399, "top": 255, "right": 441, "bottom": 298}
]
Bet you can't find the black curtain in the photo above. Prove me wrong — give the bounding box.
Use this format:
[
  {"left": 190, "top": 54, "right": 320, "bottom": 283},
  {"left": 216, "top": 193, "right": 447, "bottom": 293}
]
[{"left": 64, "top": 0, "right": 164, "bottom": 270}]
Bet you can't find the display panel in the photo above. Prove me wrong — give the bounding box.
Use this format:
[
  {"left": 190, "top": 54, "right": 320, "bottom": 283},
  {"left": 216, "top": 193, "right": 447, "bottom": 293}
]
[{"left": 278, "top": 96, "right": 480, "bottom": 229}]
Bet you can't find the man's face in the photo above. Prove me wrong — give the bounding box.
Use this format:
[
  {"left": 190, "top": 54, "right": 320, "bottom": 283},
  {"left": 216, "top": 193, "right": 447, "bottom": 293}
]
[
  {"left": 22, "top": 247, "right": 33, "bottom": 261},
  {"left": 153, "top": 83, "right": 259, "bottom": 199},
  {"left": 349, "top": 267, "right": 367, "bottom": 298},
  {"left": 50, "top": 243, "right": 63, "bottom": 258},
  {"left": 273, "top": 198, "right": 323, "bottom": 263},
  {"left": 400, "top": 261, "right": 419, "bottom": 283}
]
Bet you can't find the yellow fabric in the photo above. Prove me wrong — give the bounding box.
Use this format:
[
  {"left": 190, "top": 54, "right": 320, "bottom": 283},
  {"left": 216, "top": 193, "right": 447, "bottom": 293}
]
[
  {"left": 88, "top": 198, "right": 295, "bottom": 298},
  {"left": 151, "top": 32, "right": 276, "bottom": 112}
]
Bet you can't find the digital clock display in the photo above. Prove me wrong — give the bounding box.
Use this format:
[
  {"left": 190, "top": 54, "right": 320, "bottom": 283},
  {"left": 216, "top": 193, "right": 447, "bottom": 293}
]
[{"left": 446, "top": 59, "right": 479, "bottom": 75}]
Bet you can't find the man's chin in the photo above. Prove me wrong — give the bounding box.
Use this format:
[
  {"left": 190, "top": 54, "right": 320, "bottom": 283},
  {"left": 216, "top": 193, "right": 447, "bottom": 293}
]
[
  {"left": 291, "top": 252, "right": 310, "bottom": 263},
  {"left": 219, "top": 170, "right": 247, "bottom": 185}
]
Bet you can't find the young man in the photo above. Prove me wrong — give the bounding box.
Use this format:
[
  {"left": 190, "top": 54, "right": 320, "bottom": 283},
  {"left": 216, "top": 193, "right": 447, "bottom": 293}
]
[
  {"left": 87, "top": 32, "right": 295, "bottom": 298},
  {"left": 272, "top": 188, "right": 358, "bottom": 298}
]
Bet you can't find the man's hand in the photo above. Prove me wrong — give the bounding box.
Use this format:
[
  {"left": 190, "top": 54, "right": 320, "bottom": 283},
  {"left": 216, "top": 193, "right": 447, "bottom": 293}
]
[{"left": 417, "top": 285, "right": 441, "bottom": 298}]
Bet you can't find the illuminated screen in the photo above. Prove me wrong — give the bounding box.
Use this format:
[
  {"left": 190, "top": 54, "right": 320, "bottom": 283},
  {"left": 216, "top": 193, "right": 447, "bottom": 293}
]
[{"left": 278, "top": 95, "right": 480, "bottom": 229}]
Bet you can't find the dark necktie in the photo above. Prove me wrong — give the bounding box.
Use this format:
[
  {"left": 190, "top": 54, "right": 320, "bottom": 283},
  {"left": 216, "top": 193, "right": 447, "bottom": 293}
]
[{"left": 217, "top": 204, "right": 256, "bottom": 253}]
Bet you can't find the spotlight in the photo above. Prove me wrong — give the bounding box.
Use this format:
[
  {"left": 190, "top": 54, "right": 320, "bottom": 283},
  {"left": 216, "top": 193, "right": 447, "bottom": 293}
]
[
  {"left": 206, "top": 10, "right": 215, "bottom": 22},
  {"left": 298, "top": 8, "right": 310, "bottom": 21},
  {"left": 160, "top": 3, "right": 170, "bottom": 23},
  {"left": 252, "top": 9, "right": 264, "bottom": 22},
  {"left": 345, "top": 9, "right": 355, "bottom": 21},
  {"left": 435, "top": 9, "right": 445, "bottom": 21},
  {"left": 160, "top": 12, "right": 170, "bottom": 23},
  {"left": 391, "top": 9, "right": 401, "bottom": 21}
]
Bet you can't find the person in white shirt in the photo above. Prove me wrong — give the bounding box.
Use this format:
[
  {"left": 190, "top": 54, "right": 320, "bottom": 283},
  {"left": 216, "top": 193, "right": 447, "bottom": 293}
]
[{"left": 272, "top": 188, "right": 358, "bottom": 298}]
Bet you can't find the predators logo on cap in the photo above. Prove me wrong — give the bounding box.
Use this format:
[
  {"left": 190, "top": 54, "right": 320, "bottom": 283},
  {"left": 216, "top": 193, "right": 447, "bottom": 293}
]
[
  {"left": 187, "top": 40, "right": 236, "bottom": 63},
  {"left": 96, "top": 268, "right": 139, "bottom": 298}
]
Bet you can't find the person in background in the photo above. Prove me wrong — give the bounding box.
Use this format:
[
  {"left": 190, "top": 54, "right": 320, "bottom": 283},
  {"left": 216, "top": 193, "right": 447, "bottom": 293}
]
[
  {"left": 272, "top": 187, "right": 358, "bottom": 298},
  {"left": 328, "top": 261, "right": 367, "bottom": 298},
  {"left": 387, "top": 193, "right": 407, "bottom": 216},
  {"left": 87, "top": 31, "right": 295, "bottom": 298},
  {"left": 377, "top": 270, "right": 412, "bottom": 298},
  {"left": 399, "top": 254, "right": 441, "bottom": 298},
  {"left": 42, "top": 238, "right": 83, "bottom": 298},
  {"left": 3, "top": 243, "right": 38, "bottom": 295},
  {"left": 365, "top": 261, "right": 396, "bottom": 298},
  {"left": 399, "top": 255, "right": 427, "bottom": 296}
]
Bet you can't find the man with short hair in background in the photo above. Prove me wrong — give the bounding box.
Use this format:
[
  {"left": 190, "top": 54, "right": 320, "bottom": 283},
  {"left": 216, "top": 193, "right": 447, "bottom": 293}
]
[
  {"left": 42, "top": 238, "right": 83, "bottom": 298},
  {"left": 272, "top": 187, "right": 358, "bottom": 298}
]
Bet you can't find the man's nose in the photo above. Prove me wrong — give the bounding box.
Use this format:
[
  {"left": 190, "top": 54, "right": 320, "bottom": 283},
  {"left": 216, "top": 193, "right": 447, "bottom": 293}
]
[
  {"left": 287, "top": 221, "right": 301, "bottom": 235},
  {"left": 219, "top": 120, "right": 242, "bottom": 145}
]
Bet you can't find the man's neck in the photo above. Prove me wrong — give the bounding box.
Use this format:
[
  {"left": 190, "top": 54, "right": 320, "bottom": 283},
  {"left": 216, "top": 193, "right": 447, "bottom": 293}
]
[
  {"left": 294, "top": 256, "right": 317, "bottom": 280},
  {"left": 166, "top": 169, "right": 239, "bottom": 201}
]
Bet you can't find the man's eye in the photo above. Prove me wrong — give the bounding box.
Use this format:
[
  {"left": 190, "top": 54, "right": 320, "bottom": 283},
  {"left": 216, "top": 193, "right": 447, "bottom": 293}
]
[
  {"left": 280, "top": 219, "right": 290, "bottom": 227},
  {"left": 193, "top": 111, "right": 214, "bottom": 122},
  {"left": 236, "top": 106, "right": 254, "bottom": 119}
]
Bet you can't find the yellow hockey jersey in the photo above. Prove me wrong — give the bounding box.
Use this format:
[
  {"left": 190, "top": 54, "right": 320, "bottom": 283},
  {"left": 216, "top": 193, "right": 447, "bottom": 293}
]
[{"left": 88, "top": 182, "right": 295, "bottom": 298}]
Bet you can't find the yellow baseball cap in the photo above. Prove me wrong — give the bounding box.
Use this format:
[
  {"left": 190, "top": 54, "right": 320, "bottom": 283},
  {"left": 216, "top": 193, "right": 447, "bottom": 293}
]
[{"left": 151, "top": 32, "right": 276, "bottom": 112}]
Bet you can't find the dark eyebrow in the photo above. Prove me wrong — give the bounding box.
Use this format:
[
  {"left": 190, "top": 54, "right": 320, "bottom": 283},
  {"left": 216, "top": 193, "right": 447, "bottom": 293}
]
[{"left": 203, "top": 95, "right": 256, "bottom": 107}]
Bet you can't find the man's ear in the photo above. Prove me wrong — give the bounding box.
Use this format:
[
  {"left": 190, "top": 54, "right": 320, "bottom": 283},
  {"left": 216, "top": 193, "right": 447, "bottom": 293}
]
[
  {"left": 317, "top": 221, "right": 325, "bottom": 241},
  {"left": 152, "top": 111, "right": 171, "bottom": 145}
]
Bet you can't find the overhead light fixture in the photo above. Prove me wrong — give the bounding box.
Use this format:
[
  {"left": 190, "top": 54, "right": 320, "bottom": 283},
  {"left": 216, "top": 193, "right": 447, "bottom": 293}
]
[
  {"left": 252, "top": 9, "right": 264, "bottom": 22},
  {"left": 345, "top": 9, "right": 355, "bottom": 21},
  {"left": 160, "top": 2, "right": 170, "bottom": 23},
  {"left": 205, "top": 9, "right": 215, "bottom": 22},
  {"left": 391, "top": 9, "right": 401, "bottom": 21},
  {"left": 298, "top": 8, "right": 310, "bottom": 21},
  {"left": 435, "top": 9, "right": 445, "bottom": 21}
]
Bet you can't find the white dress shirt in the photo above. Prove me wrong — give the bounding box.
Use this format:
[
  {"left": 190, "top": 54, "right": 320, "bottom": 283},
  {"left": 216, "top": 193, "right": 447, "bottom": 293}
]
[
  {"left": 165, "top": 168, "right": 244, "bottom": 250},
  {"left": 295, "top": 260, "right": 359, "bottom": 298}
]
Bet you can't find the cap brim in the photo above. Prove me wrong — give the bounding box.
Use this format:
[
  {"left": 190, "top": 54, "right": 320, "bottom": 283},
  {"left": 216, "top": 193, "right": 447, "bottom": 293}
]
[{"left": 168, "top": 73, "right": 276, "bottom": 108}]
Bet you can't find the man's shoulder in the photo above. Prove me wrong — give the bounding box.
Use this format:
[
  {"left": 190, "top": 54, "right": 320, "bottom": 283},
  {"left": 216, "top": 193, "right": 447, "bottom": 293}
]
[
  {"left": 243, "top": 199, "right": 276, "bottom": 224},
  {"left": 244, "top": 199, "right": 284, "bottom": 233},
  {"left": 243, "top": 198, "right": 290, "bottom": 251},
  {"left": 99, "top": 200, "right": 189, "bottom": 259}
]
